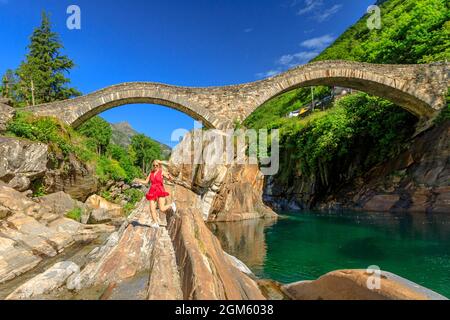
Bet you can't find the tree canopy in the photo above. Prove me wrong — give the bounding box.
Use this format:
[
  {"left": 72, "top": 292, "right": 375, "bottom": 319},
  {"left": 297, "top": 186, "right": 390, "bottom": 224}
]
[{"left": 5, "top": 11, "right": 80, "bottom": 107}]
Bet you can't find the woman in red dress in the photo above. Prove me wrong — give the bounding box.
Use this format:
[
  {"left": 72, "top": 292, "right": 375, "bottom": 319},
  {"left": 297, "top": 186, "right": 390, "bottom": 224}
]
[{"left": 142, "top": 160, "right": 176, "bottom": 227}]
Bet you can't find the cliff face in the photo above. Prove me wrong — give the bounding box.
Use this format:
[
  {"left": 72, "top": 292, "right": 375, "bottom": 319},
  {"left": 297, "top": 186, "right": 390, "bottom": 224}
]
[
  {"left": 265, "top": 121, "right": 450, "bottom": 213},
  {"left": 168, "top": 130, "right": 277, "bottom": 222},
  {"left": 0, "top": 136, "right": 98, "bottom": 201}
]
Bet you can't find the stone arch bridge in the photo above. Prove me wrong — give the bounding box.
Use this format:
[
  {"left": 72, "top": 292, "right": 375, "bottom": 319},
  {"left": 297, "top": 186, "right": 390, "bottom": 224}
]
[{"left": 24, "top": 60, "right": 449, "bottom": 130}]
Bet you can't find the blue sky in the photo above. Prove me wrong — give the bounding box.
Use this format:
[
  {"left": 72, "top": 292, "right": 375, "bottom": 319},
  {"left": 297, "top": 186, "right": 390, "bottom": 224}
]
[{"left": 0, "top": 0, "right": 374, "bottom": 147}]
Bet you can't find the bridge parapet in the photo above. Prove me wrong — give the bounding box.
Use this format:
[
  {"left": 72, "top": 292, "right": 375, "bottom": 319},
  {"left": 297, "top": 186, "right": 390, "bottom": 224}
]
[{"left": 23, "top": 61, "right": 449, "bottom": 129}]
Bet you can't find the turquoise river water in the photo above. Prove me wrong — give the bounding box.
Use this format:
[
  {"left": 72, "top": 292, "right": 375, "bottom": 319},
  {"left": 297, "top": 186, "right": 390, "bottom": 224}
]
[{"left": 208, "top": 211, "right": 450, "bottom": 298}]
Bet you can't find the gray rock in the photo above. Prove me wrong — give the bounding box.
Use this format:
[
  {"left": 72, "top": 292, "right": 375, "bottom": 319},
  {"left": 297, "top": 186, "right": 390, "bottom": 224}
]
[
  {"left": 0, "top": 236, "right": 42, "bottom": 284},
  {"left": 0, "top": 136, "right": 48, "bottom": 191},
  {"left": 6, "top": 261, "right": 80, "bottom": 300},
  {"left": 35, "top": 191, "right": 88, "bottom": 218},
  {"left": 0, "top": 103, "right": 15, "bottom": 132}
]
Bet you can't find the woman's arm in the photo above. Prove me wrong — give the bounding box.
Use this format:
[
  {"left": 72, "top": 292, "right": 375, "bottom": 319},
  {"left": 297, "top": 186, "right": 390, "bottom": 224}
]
[{"left": 134, "top": 174, "right": 150, "bottom": 185}]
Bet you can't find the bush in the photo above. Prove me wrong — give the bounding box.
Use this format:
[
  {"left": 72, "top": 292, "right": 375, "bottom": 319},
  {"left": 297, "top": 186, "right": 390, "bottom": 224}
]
[
  {"left": 96, "top": 156, "right": 128, "bottom": 183},
  {"left": 7, "top": 112, "right": 75, "bottom": 155}
]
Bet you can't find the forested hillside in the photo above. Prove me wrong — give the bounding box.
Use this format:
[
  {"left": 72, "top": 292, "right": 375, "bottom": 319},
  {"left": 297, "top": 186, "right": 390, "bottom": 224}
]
[{"left": 244, "top": 0, "right": 449, "bottom": 209}]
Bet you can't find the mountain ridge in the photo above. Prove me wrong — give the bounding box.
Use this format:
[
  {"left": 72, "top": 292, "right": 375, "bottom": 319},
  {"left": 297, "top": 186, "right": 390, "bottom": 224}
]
[{"left": 110, "top": 121, "right": 171, "bottom": 158}]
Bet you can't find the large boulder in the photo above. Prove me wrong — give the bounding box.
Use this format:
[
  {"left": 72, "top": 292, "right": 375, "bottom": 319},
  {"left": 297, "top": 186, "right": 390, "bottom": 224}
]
[
  {"left": 43, "top": 153, "right": 98, "bottom": 202},
  {"left": 6, "top": 214, "right": 75, "bottom": 252},
  {"left": 0, "top": 137, "right": 48, "bottom": 191},
  {"left": 35, "top": 191, "right": 89, "bottom": 223},
  {"left": 0, "top": 236, "right": 42, "bottom": 284},
  {"left": 68, "top": 185, "right": 264, "bottom": 301},
  {"left": 282, "top": 269, "right": 448, "bottom": 300},
  {"left": 169, "top": 130, "right": 277, "bottom": 222},
  {"left": 66, "top": 199, "right": 165, "bottom": 292},
  {"left": 0, "top": 103, "right": 15, "bottom": 133},
  {"left": 6, "top": 261, "right": 80, "bottom": 300},
  {"left": 0, "top": 184, "right": 46, "bottom": 220},
  {"left": 85, "top": 194, "right": 124, "bottom": 224},
  {"left": 208, "top": 163, "right": 278, "bottom": 221},
  {"left": 166, "top": 184, "right": 266, "bottom": 300}
]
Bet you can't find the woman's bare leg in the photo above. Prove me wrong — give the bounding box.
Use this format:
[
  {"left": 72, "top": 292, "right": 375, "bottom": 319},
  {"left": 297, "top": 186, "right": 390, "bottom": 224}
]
[
  {"left": 149, "top": 200, "right": 159, "bottom": 224},
  {"left": 158, "top": 197, "right": 172, "bottom": 213}
]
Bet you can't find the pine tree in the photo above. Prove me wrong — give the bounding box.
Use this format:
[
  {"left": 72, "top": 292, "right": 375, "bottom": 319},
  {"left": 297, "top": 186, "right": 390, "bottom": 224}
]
[{"left": 15, "top": 11, "right": 80, "bottom": 106}]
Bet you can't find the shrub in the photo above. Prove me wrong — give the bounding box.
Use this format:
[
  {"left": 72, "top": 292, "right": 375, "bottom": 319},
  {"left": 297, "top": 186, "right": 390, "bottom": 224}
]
[{"left": 66, "top": 207, "right": 83, "bottom": 222}]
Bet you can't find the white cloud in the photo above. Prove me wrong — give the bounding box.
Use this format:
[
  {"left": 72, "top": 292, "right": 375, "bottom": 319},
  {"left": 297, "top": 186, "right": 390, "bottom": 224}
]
[
  {"left": 256, "top": 70, "right": 282, "bottom": 78},
  {"left": 293, "top": 1, "right": 343, "bottom": 22},
  {"left": 297, "top": 0, "right": 323, "bottom": 15},
  {"left": 244, "top": 28, "right": 253, "bottom": 33},
  {"left": 315, "top": 4, "right": 342, "bottom": 22},
  {"left": 300, "top": 34, "right": 335, "bottom": 50},
  {"left": 277, "top": 51, "right": 319, "bottom": 67}
]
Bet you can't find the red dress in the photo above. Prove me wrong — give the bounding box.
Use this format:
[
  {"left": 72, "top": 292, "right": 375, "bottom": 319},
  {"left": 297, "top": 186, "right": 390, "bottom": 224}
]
[{"left": 145, "top": 170, "right": 170, "bottom": 201}]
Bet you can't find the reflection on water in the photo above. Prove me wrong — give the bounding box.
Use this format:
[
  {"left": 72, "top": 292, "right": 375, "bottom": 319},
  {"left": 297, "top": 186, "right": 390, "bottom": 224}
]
[
  {"left": 209, "top": 211, "right": 450, "bottom": 298},
  {"left": 208, "top": 218, "right": 276, "bottom": 275}
]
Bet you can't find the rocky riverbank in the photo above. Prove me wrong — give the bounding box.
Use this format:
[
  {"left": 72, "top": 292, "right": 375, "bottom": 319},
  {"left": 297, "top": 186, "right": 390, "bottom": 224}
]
[
  {"left": 265, "top": 120, "right": 450, "bottom": 213},
  {"left": 0, "top": 121, "right": 447, "bottom": 300}
]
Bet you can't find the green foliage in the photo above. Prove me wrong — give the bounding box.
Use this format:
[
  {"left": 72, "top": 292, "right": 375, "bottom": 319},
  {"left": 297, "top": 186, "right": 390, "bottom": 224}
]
[
  {"left": 131, "top": 134, "right": 162, "bottom": 174},
  {"left": 31, "top": 181, "right": 47, "bottom": 197},
  {"left": 273, "top": 93, "right": 417, "bottom": 186},
  {"left": 12, "top": 12, "right": 80, "bottom": 107},
  {"left": 77, "top": 116, "right": 112, "bottom": 155},
  {"left": 66, "top": 207, "right": 83, "bottom": 222},
  {"left": 243, "top": 86, "right": 331, "bottom": 130},
  {"left": 5, "top": 112, "right": 148, "bottom": 184},
  {"left": 7, "top": 111, "right": 75, "bottom": 155},
  {"left": 96, "top": 156, "right": 128, "bottom": 183},
  {"left": 315, "top": 0, "right": 449, "bottom": 64},
  {"left": 100, "top": 191, "right": 113, "bottom": 202},
  {"left": 106, "top": 143, "right": 142, "bottom": 182}
]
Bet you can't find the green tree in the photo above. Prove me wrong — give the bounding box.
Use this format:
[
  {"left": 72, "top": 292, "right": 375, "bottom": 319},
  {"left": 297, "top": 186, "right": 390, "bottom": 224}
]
[
  {"left": 15, "top": 11, "right": 80, "bottom": 106},
  {"left": 106, "top": 143, "right": 142, "bottom": 182},
  {"left": 77, "top": 116, "right": 112, "bottom": 155},
  {"left": 130, "top": 134, "right": 162, "bottom": 174}
]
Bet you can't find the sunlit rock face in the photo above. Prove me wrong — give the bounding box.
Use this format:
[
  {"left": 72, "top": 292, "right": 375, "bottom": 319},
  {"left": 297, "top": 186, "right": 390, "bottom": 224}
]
[
  {"left": 166, "top": 184, "right": 266, "bottom": 300},
  {"left": 42, "top": 153, "right": 98, "bottom": 202},
  {"left": 168, "top": 130, "right": 277, "bottom": 222},
  {"left": 0, "top": 184, "right": 114, "bottom": 286},
  {"left": 57, "top": 186, "right": 264, "bottom": 300},
  {"left": 282, "top": 269, "right": 448, "bottom": 300},
  {"left": 85, "top": 194, "right": 125, "bottom": 225}
]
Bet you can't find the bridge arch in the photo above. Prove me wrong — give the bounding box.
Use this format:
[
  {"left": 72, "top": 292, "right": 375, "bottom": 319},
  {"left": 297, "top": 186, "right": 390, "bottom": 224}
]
[
  {"left": 242, "top": 61, "right": 449, "bottom": 121},
  {"left": 24, "top": 61, "right": 448, "bottom": 130},
  {"left": 24, "top": 82, "right": 230, "bottom": 129}
]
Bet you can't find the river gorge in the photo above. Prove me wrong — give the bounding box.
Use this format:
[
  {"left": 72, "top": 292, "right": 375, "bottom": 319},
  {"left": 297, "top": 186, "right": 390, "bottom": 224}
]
[{"left": 210, "top": 210, "right": 450, "bottom": 298}]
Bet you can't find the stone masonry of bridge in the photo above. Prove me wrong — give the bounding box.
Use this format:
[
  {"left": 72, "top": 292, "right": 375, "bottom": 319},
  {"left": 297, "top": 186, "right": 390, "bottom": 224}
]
[{"left": 24, "top": 60, "right": 449, "bottom": 129}]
